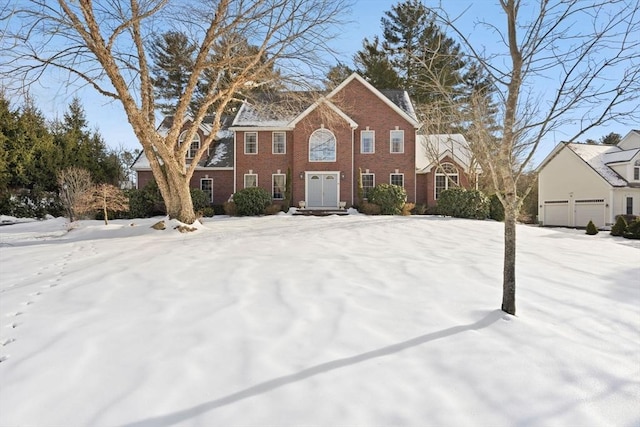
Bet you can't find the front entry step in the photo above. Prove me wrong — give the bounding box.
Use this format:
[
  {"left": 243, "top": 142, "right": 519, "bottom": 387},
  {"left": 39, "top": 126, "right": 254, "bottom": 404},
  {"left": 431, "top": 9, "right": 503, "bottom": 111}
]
[{"left": 293, "top": 209, "right": 349, "bottom": 216}]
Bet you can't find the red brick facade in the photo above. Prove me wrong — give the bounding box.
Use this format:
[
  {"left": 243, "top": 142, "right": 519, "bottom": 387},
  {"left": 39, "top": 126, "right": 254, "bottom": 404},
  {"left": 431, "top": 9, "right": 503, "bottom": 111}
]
[{"left": 134, "top": 74, "right": 477, "bottom": 210}]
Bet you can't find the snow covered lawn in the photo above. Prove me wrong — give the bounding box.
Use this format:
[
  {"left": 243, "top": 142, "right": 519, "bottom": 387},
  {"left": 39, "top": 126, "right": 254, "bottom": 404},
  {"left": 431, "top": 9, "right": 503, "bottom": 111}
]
[{"left": 0, "top": 214, "right": 638, "bottom": 426}]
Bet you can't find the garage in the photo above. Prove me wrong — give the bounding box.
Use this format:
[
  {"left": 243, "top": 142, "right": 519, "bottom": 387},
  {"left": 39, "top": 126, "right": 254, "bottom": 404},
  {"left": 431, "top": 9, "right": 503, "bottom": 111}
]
[
  {"left": 574, "top": 199, "right": 605, "bottom": 228},
  {"left": 543, "top": 200, "right": 569, "bottom": 226}
]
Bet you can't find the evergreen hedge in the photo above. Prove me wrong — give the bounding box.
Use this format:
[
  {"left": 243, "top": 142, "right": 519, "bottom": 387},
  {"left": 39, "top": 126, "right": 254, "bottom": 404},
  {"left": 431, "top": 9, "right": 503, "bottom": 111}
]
[
  {"left": 585, "top": 220, "right": 599, "bottom": 235},
  {"left": 367, "top": 184, "right": 407, "bottom": 215},
  {"left": 437, "top": 188, "right": 490, "bottom": 219},
  {"left": 610, "top": 215, "right": 628, "bottom": 237},
  {"left": 232, "top": 187, "right": 272, "bottom": 216}
]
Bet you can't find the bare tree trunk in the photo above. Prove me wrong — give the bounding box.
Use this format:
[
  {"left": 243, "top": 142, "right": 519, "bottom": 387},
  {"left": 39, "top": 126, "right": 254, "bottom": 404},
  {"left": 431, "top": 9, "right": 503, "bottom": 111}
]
[{"left": 502, "top": 194, "right": 518, "bottom": 315}]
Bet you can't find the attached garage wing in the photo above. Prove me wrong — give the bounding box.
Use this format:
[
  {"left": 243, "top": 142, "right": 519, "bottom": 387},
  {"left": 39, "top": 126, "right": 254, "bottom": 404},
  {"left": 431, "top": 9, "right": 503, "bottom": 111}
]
[
  {"left": 574, "top": 199, "right": 605, "bottom": 228},
  {"left": 543, "top": 200, "right": 569, "bottom": 226}
]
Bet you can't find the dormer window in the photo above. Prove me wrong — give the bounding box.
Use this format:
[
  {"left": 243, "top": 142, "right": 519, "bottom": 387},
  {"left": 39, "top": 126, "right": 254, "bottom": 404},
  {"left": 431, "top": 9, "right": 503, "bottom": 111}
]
[{"left": 179, "top": 131, "right": 201, "bottom": 159}]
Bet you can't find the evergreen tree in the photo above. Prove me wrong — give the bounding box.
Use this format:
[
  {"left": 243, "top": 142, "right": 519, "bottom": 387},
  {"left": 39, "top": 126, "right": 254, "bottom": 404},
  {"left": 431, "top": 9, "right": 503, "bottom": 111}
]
[
  {"left": 149, "top": 32, "right": 197, "bottom": 115},
  {"left": 380, "top": 0, "right": 466, "bottom": 105},
  {"left": 599, "top": 132, "right": 622, "bottom": 145},
  {"left": 324, "top": 63, "right": 355, "bottom": 90},
  {"left": 354, "top": 36, "right": 401, "bottom": 89}
]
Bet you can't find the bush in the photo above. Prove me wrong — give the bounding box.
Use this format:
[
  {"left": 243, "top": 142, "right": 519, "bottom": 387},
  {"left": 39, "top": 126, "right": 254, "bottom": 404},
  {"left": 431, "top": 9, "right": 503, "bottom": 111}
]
[
  {"left": 223, "top": 201, "right": 237, "bottom": 216},
  {"left": 402, "top": 203, "right": 415, "bottom": 216},
  {"left": 265, "top": 204, "right": 282, "bottom": 215},
  {"left": 198, "top": 206, "right": 216, "bottom": 218},
  {"left": 412, "top": 203, "right": 427, "bottom": 215},
  {"left": 624, "top": 218, "right": 640, "bottom": 239},
  {"left": 190, "top": 188, "right": 210, "bottom": 213},
  {"left": 232, "top": 187, "right": 272, "bottom": 216},
  {"left": 610, "top": 216, "right": 628, "bottom": 236},
  {"left": 585, "top": 220, "right": 599, "bottom": 235},
  {"left": 489, "top": 194, "right": 505, "bottom": 221},
  {"left": 367, "top": 184, "right": 407, "bottom": 215},
  {"left": 0, "top": 188, "right": 64, "bottom": 218},
  {"left": 437, "top": 188, "right": 490, "bottom": 219},
  {"left": 360, "top": 201, "right": 382, "bottom": 215}
]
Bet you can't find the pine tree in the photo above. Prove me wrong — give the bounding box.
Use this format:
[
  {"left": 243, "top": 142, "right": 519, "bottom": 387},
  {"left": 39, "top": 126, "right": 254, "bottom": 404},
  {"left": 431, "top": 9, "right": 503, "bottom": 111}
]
[
  {"left": 380, "top": 0, "right": 466, "bottom": 105},
  {"left": 149, "top": 32, "right": 197, "bottom": 115},
  {"left": 354, "top": 36, "right": 401, "bottom": 89},
  {"left": 586, "top": 220, "right": 599, "bottom": 235}
]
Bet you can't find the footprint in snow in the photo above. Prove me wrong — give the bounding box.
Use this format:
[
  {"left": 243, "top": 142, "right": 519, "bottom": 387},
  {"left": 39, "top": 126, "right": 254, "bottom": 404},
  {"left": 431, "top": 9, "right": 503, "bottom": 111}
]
[
  {"left": 5, "top": 323, "right": 17, "bottom": 329},
  {"left": 0, "top": 355, "right": 9, "bottom": 363},
  {"left": 5, "top": 312, "right": 22, "bottom": 317},
  {"left": 1, "top": 338, "right": 15, "bottom": 346},
  {"left": 21, "top": 301, "right": 34, "bottom": 306},
  {"left": 28, "top": 292, "right": 42, "bottom": 297}
]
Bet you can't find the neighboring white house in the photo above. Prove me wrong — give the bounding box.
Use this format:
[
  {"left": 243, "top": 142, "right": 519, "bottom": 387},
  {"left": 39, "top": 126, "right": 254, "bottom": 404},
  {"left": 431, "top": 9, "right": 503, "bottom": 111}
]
[{"left": 537, "top": 130, "right": 640, "bottom": 228}]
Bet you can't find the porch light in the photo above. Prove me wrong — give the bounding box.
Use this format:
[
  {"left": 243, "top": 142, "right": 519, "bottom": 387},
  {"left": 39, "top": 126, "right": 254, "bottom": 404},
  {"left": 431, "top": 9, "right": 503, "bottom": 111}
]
[{"left": 299, "top": 172, "right": 304, "bottom": 179}]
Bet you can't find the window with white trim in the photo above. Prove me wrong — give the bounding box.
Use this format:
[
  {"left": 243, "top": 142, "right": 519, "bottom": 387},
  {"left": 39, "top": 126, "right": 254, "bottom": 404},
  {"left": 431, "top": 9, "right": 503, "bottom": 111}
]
[
  {"left": 634, "top": 160, "right": 640, "bottom": 180},
  {"left": 435, "top": 163, "right": 459, "bottom": 199},
  {"left": 200, "top": 178, "right": 213, "bottom": 202},
  {"left": 244, "top": 173, "right": 257, "bottom": 188},
  {"left": 244, "top": 132, "right": 257, "bottom": 154},
  {"left": 273, "top": 132, "right": 286, "bottom": 154},
  {"left": 272, "top": 174, "right": 286, "bottom": 200},
  {"left": 361, "top": 130, "right": 375, "bottom": 154},
  {"left": 361, "top": 173, "right": 374, "bottom": 199},
  {"left": 179, "top": 131, "right": 201, "bottom": 159},
  {"left": 390, "top": 130, "right": 404, "bottom": 153},
  {"left": 627, "top": 197, "right": 633, "bottom": 215},
  {"left": 309, "top": 129, "right": 336, "bottom": 162},
  {"left": 390, "top": 173, "right": 404, "bottom": 187}
]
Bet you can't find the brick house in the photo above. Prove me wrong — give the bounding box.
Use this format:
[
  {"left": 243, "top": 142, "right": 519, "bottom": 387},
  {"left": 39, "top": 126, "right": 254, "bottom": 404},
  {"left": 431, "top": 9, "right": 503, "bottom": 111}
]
[{"left": 132, "top": 73, "right": 478, "bottom": 209}]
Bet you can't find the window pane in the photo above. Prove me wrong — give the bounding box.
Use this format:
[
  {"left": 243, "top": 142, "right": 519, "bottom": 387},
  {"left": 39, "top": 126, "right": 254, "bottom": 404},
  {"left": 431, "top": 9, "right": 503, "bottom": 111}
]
[
  {"left": 244, "top": 174, "right": 257, "bottom": 188},
  {"left": 361, "top": 174, "right": 374, "bottom": 199},
  {"left": 273, "top": 132, "right": 286, "bottom": 154},
  {"left": 435, "top": 175, "right": 446, "bottom": 199},
  {"left": 272, "top": 174, "right": 285, "bottom": 199},
  {"left": 391, "top": 130, "right": 404, "bottom": 153},
  {"left": 180, "top": 131, "right": 201, "bottom": 159},
  {"left": 200, "top": 179, "right": 213, "bottom": 202},
  {"left": 245, "top": 133, "right": 257, "bottom": 154},
  {"left": 391, "top": 174, "right": 404, "bottom": 187},
  {"left": 361, "top": 131, "right": 374, "bottom": 153},
  {"left": 309, "top": 129, "right": 336, "bottom": 162}
]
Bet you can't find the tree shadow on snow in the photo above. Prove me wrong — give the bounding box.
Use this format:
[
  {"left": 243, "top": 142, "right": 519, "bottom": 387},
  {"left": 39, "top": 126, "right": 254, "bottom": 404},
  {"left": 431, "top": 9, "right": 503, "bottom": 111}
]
[{"left": 119, "top": 309, "right": 507, "bottom": 427}]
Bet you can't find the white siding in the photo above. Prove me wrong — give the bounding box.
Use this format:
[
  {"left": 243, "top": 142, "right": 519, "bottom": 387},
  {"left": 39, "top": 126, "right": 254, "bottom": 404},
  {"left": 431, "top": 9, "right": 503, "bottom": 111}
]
[{"left": 538, "top": 147, "right": 612, "bottom": 226}]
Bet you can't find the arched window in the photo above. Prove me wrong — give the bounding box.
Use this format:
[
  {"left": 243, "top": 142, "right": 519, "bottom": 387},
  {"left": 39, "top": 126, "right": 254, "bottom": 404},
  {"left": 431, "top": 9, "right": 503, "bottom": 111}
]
[
  {"left": 179, "top": 131, "right": 201, "bottom": 159},
  {"left": 309, "top": 129, "right": 336, "bottom": 162},
  {"left": 435, "top": 163, "right": 459, "bottom": 199}
]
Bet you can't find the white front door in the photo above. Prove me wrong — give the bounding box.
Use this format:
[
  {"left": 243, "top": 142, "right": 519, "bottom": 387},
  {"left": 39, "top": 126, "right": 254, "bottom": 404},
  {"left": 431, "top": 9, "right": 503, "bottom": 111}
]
[{"left": 306, "top": 173, "right": 339, "bottom": 208}]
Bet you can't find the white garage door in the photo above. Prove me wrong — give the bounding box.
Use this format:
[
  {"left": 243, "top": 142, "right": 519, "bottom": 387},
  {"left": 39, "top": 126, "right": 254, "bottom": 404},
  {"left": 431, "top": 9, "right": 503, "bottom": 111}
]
[
  {"left": 543, "top": 200, "right": 569, "bottom": 226},
  {"left": 575, "top": 199, "right": 605, "bottom": 228}
]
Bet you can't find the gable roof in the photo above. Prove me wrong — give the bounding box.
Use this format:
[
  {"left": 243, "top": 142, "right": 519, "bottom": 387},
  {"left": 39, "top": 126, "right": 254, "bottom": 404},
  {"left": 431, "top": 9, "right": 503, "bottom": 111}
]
[
  {"left": 132, "top": 115, "right": 235, "bottom": 170},
  {"left": 231, "top": 73, "right": 420, "bottom": 129},
  {"left": 537, "top": 142, "right": 628, "bottom": 187},
  {"left": 415, "top": 134, "right": 479, "bottom": 173},
  {"left": 327, "top": 73, "right": 419, "bottom": 127}
]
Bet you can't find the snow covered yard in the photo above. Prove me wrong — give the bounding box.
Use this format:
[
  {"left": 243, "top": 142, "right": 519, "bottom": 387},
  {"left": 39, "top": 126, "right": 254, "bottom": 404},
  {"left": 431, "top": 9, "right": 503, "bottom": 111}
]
[{"left": 0, "top": 214, "right": 638, "bottom": 427}]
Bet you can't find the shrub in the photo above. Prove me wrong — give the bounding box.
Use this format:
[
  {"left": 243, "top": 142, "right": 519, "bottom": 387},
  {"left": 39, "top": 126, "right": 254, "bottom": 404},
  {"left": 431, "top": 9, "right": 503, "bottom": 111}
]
[
  {"left": 360, "top": 201, "right": 381, "bottom": 215},
  {"left": 624, "top": 218, "right": 640, "bottom": 240},
  {"left": 190, "top": 188, "right": 210, "bottom": 213},
  {"left": 437, "top": 188, "right": 490, "bottom": 219},
  {"left": 402, "top": 203, "right": 415, "bottom": 216},
  {"left": 367, "top": 184, "right": 407, "bottom": 215},
  {"left": 610, "top": 216, "right": 628, "bottom": 236},
  {"left": 265, "top": 204, "right": 282, "bottom": 215},
  {"left": 232, "top": 187, "right": 272, "bottom": 216},
  {"left": 412, "top": 203, "right": 427, "bottom": 215},
  {"left": 223, "top": 201, "right": 237, "bottom": 216},
  {"left": 585, "top": 220, "right": 599, "bottom": 235},
  {"left": 198, "top": 206, "right": 216, "bottom": 218},
  {"left": 489, "top": 194, "right": 505, "bottom": 221}
]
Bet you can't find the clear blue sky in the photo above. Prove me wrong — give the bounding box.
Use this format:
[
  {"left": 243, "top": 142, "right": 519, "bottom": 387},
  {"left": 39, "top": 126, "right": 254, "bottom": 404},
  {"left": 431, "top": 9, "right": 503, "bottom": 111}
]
[{"left": 13, "top": 0, "right": 633, "bottom": 163}]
